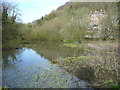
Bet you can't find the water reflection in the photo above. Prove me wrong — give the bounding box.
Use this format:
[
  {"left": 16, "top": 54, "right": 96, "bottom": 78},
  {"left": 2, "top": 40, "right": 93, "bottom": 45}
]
[
  {"left": 2, "top": 45, "right": 89, "bottom": 88},
  {"left": 26, "top": 41, "right": 88, "bottom": 60},
  {"left": 2, "top": 49, "right": 23, "bottom": 68}
]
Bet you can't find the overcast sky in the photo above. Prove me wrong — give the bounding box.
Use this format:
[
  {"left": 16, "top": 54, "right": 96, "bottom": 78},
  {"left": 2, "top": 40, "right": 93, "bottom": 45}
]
[{"left": 6, "top": 0, "right": 69, "bottom": 23}]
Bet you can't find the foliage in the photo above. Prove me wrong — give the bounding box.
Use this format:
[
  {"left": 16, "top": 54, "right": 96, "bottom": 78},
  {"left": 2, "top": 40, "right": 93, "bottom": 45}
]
[
  {"left": 25, "top": 2, "right": 118, "bottom": 42},
  {"left": 26, "top": 3, "right": 90, "bottom": 41},
  {"left": 100, "top": 3, "right": 118, "bottom": 39},
  {"left": 1, "top": 2, "right": 119, "bottom": 44},
  {"left": 58, "top": 54, "right": 118, "bottom": 87},
  {"left": 27, "top": 17, "right": 63, "bottom": 41},
  {"left": 20, "top": 23, "right": 33, "bottom": 40},
  {"left": 2, "top": 1, "right": 22, "bottom": 45}
]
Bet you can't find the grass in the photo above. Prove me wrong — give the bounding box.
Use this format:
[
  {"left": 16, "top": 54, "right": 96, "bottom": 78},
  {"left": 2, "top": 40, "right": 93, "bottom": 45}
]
[
  {"left": 63, "top": 41, "right": 117, "bottom": 55},
  {"left": 57, "top": 40, "right": 118, "bottom": 88},
  {"left": 64, "top": 43, "right": 84, "bottom": 50},
  {"left": 63, "top": 40, "right": 74, "bottom": 43}
]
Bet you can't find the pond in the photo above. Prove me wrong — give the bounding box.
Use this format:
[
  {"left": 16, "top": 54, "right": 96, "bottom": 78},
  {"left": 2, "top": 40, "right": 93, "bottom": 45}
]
[{"left": 2, "top": 41, "right": 92, "bottom": 88}]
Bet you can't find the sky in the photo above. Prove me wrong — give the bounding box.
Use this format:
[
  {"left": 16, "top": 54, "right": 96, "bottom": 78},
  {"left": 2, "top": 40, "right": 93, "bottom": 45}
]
[{"left": 6, "top": 0, "right": 70, "bottom": 23}]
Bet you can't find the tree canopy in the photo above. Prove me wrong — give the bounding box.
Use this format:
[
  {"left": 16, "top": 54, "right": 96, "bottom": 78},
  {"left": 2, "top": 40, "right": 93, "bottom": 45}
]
[{"left": 2, "top": 1, "right": 22, "bottom": 44}]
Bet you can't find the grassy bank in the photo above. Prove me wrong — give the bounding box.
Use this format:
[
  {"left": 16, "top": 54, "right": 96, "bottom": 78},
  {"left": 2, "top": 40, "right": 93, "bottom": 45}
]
[
  {"left": 57, "top": 55, "right": 118, "bottom": 88},
  {"left": 63, "top": 40, "right": 118, "bottom": 54},
  {"left": 54, "top": 40, "right": 119, "bottom": 88}
]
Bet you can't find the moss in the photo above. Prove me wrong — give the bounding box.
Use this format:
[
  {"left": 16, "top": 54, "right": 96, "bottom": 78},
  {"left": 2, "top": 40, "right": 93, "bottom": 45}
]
[
  {"left": 64, "top": 43, "right": 84, "bottom": 50},
  {"left": 63, "top": 40, "right": 74, "bottom": 43}
]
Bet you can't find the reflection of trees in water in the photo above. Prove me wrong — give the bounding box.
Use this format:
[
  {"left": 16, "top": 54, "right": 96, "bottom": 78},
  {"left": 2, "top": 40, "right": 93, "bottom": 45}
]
[
  {"left": 2, "top": 49, "right": 24, "bottom": 68},
  {"left": 29, "top": 42, "right": 86, "bottom": 60}
]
